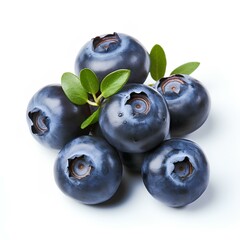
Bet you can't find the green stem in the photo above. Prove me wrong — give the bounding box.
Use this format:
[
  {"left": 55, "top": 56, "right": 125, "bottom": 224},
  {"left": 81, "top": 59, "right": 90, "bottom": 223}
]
[
  {"left": 96, "top": 93, "right": 104, "bottom": 105},
  {"left": 87, "top": 99, "right": 99, "bottom": 106},
  {"left": 92, "top": 93, "right": 98, "bottom": 103}
]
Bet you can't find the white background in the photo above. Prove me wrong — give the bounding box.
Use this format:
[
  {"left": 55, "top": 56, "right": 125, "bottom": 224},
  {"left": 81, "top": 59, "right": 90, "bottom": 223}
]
[{"left": 1, "top": 0, "right": 240, "bottom": 239}]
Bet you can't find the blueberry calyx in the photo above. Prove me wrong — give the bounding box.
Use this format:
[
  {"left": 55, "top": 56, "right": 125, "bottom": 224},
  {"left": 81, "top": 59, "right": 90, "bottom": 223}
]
[
  {"left": 159, "top": 75, "right": 185, "bottom": 94},
  {"left": 172, "top": 157, "right": 194, "bottom": 180},
  {"left": 126, "top": 92, "right": 151, "bottom": 115},
  {"left": 28, "top": 109, "right": 49, "bottom": 135},
  {"left": 68, "top": 156, "right": 93, "bottom": 179},
  {"left": 93, "top": 32, "right": 121, "bottom": 53}
]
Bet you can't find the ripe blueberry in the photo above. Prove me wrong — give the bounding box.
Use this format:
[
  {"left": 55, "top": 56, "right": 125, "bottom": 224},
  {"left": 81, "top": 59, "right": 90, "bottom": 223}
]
[
  {"left": 75, "top": 32, "right": 150, "bottom": 84},
  {"left": 142, "top": 138, "right": 209, "bottom": 207},
  {"left": 99, "top": 83, "right": 170, "bottom": 153},
  {"left": 154, "top": 74, "right": 210, "bottom": 137},
  {"left": 26, "top": 84, "right": 90, "bottom": 149},
  {"left": 54, "top": 135, "right": 123, "bottom": 204}
]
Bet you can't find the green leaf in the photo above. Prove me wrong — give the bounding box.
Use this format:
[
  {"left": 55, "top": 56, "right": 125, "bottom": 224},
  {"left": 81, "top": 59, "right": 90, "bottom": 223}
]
[
  {"left": 81, "top": 108, "right": 100, "bottom": 129},
  {"left": 170, "top": 62, "right": 200, "bottom": 75},
  {"left": 61, "top": 72, "right": 88, "bottom": 105},
  {"left": 100, "top": 69, "right": 130, "bottom": 98},
  {"left": 150, "top": 44, "right": 167, "bottom": 81},
  {"left": 80, "top": 68, "right": 99, "bottom": 95}
]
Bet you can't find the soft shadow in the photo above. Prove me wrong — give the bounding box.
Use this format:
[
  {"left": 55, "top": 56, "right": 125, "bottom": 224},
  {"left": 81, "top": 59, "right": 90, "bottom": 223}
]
[{"left": 92, "top": 169, "right": 141, "bottom": 209}]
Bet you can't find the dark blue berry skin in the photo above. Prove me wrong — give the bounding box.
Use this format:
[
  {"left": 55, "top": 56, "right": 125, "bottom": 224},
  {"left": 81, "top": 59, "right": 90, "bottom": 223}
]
[
  {"left": 142, "top": 138, "right": 209, "bottom": 207},
  {"left": 154, "top": 74, "right": 210, "bottom": 137},
  {"left": 54, "top": 135, "right": 123, "bottom": 204},
  {"left": 118, "top": 151, "right": 146, "bottom": 173},
  {"left": 75, "top": 32, "right": 150, "bottom": 84},
  {"left": 99, "top": 83, "right": 170, "bottom": 153},
  {"left": 26, "top": 84, "right": 90, "bottom": 149}
]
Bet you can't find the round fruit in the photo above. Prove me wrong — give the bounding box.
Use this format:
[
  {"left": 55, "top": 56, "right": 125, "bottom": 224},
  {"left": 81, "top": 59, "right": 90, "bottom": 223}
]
[
  {"left": 75, "top": 32, "right": 150, "bottom": 84},
  {"left": 154, "top": 74, "right": 210, "bottom": 137},
  {"left": 26, "top": 84, "right": 90, "bottom": 149},
  {"left": 142, "top": 138, "right": 209, "bottom": 207},
  {"left": 99, "top": 83, "right": 170, "bottom": 153},
  {"left": 54, "top": 135, "right": 123, "bottom": 204}
]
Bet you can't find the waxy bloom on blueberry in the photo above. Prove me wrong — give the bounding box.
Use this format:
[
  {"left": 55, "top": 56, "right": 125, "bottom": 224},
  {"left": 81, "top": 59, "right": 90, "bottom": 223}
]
[
  {"left": 54, "top": 136, "right": 123, "bottom": 204},
  {"left": 26, "top": 84, "right": 90, "bottom": 149},
  {"left": 154, "top": 74, "right": 210, "bottom": 137},
  {"left": 142, "top": 138, "right": 209, "bottom": 207},
  {"left": 75, "top": 32, "right": 150, "bottom": 84},
  {"left": 99, "top": 83, "right": 170, "bottom": 153}
]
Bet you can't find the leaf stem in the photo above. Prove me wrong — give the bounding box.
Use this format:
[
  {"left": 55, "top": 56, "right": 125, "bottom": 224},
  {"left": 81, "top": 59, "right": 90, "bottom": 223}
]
[
  {"left": 87, "top": 99, "right": 99, "bottom": 106},
  {"left": 92, "top": 93, "right": 98, "bottom": 103},
  {"left": 96, "top": 93, "right": 104, "bottom": 105}
]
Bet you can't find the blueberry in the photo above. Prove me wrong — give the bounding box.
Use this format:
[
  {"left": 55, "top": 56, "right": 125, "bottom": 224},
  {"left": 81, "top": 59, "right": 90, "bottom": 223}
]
[
  {"left": 26, "top": 84, "right": 90, "bottom": 149},
  {"left": 154, "top": 74, "right": 210, "bottom": 137},
  {"left": 75, "top": 32, "right": 150, "bottom": 84},
  {"left": 142, "top": 138, "right": 209, "bottom": 207},
  {"left": 99, "top": 83, "right": 170, "bottom": 153},
  {"left": 54, "top": 135, "right": 122, "bottom": 204}
]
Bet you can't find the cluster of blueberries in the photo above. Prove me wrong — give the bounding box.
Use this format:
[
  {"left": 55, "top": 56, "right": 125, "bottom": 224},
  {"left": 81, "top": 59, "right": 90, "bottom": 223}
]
[{"left": 26, "top": 32, "right": 210, "bottom": 207}]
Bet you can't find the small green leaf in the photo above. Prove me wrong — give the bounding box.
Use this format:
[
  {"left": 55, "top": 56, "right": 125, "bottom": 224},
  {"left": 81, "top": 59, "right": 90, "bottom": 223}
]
[
  {"left": 81, "top": 108, "right": 100, "bottom": 129},
  {"left": 150, "top": 44, "right": 167, "bottom": 81},
  {"left": 61, "top": 72, "right": 88, "bottom": 105},
  {"left": 171, "top": 62, "right": 200, "bottom": 75},
  {"left": 100, "top": 69, "right": 130, "bottom": 98},
  {"left": 80, "top": 68, "right": 99, "bottom": 95}
]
